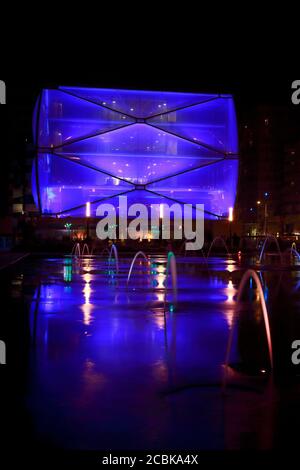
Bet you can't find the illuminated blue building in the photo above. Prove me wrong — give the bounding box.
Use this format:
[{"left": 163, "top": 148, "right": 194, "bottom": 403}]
[{"left": 32, "top": 87, "right": 239, "bottom": 219}]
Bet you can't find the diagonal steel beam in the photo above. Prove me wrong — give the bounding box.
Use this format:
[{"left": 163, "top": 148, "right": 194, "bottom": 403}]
[
  {"left": 50, "top": 151, "right": 136, "bottom": 187},
  {"left": 145, "top": 121, "right": 232, "bottom": 157},
  {"left": 145, "top": 95, "right": 220, "bottom": 120},
  {"left": 59, "top": 88, "right": 137, "bottom": 120},
  {"left": 145, "top": 158, "right": 226, "bottom": 186},
  {"left": 38, "top": 122, "right": 137, "bottom": 150}
]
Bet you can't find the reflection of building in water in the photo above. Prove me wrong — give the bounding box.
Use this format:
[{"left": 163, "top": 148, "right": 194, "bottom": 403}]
[
  {"left": 225, "top": 280, "right": 236, "bottom": 328},
  {"left": 82, "top": 273, "right": 93, "bottom": 326}
]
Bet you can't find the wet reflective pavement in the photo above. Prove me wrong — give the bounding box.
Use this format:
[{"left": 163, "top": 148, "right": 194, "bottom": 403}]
[{"left": 2, "top": 254, "right": 300, "bottom": 451}]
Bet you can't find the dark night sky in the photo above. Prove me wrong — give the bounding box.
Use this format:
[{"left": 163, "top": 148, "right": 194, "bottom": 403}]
[
  {"left": 4, "top": 74, "right": 300, "bottom": 133},
  {"left": 0, "top": 18, "right": 299, "bottom": 218},
  {"left": 4, "top": 76, "right": 297, "bottom": 107}
]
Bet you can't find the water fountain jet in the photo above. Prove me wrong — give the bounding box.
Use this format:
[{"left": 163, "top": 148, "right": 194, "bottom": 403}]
[
  {"left": 127, "top": 251, "right": 149, "bottom": 285},
  {"left": 71, "top": 242, "right": 81, "bottom": 258},
  {"left": 290, "top": 243, "right": 300, "bottom": 261},
  {"left": 258, "top": 235, "right": 283, "bottom": 264},
  {"left": 224, "top": 269, "right": 274, "bottom": 384},
  {"left": 164, "top": 252, "right": 178, "bottom": 313},
  {"left": 100, "top": 248, "right": 110, "bottom": 257},
  {"left": 82, "top": 243, "right": 90, "bottom": 256},
  {"left": 207, "top": 237, "right": 230, "bottom": 259},
  {"left": 108, "top": 244, "right": 119, "bottom": 275}
]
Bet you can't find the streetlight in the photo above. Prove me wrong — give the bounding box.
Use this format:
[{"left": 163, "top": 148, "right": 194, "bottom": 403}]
[
  {"left": 256, "top": 195, "right": 269, "bottom": 235},
  {"left": 256, "top": 201, "right": 261, "bottom": 236}
]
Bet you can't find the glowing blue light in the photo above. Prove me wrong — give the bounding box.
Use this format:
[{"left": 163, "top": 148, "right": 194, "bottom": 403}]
[{"left": 32, "top": 87, "right": 239, "bottom": 218}]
